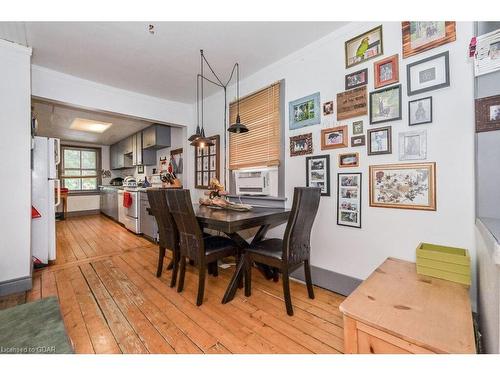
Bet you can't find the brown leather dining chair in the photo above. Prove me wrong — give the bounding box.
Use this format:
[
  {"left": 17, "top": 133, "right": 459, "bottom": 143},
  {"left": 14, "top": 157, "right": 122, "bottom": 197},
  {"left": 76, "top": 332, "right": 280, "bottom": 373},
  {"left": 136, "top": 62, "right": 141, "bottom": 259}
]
[
  {"left": 165, "top": 189, "right": 239, "bottom": 306},
  {"left": 243, "top": 187, "right": 321, "bottom": 316}
]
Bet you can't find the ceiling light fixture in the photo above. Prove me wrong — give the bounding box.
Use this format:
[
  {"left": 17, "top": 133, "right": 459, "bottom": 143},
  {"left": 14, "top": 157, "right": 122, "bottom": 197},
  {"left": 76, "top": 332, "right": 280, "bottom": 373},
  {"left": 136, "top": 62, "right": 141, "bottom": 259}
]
[{"left": 70, "top": 118, "right": 112, "bottom": 133}]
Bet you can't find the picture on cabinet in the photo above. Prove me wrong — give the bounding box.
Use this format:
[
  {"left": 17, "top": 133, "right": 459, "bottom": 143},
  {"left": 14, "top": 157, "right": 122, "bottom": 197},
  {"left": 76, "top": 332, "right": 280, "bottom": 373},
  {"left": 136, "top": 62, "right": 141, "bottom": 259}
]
[
  {"left": 352, "top": 120, "right": 364, "bottom": 135},
  {"left": 367, "top": 126, "right": 392, "bottom": 155},
  {"left": 407, "top": 51, "right": 450, "bottom": 96},
  {"left": 339, "top": 152, "right": 360, "bottom": 168},
  {"left": 409, "top": 96, "right": 433, "bottom": 126},
  {"left": 289, "top": 92, "right": 321, "bottom": 130},
  {"left": 337, "top": 173, "right": 362, "bottom": 228},
  {"left": 337, "top": 86, "right": 368, "bottom": 120},
  {"left": 474, "top": 29, "right": 500, "bottom": 76},
  {"left": 345, "top": 68, "right": 368, "bottom": 90},
  {"left": 323, "top": 101, "right": 334, "bottom": 115},
  {"left": 289, "top": 133, "right": 313, "bottom": 156},
  {"left": 321, "top": 125, "right": 348, "bottom": 150},
  {"left": 399, "top": 130, "right": 427, "bottom": 160},
  {"left": 351, "top": 135, "right": 366, "bottom": 147},
  {"left": 345, "top": 25, "right": 383, "bottom": 68},
  {"left": 369, "top": 85, "right": 402, "bottom": 124},
  {"left": 374, "top": 54, "right": 399, "bottom": 89},
  {"left": 306, "top": 154, "right": 330, "bottom": 196},
  {"left": 369, "top": 162, "right": 436, "bottom": 211},
  {"left": 475, "top": 94, "right": 500, "bottom": 132},
  {"left": 402, "top": 21, "right": 456, "bottom": 58}
]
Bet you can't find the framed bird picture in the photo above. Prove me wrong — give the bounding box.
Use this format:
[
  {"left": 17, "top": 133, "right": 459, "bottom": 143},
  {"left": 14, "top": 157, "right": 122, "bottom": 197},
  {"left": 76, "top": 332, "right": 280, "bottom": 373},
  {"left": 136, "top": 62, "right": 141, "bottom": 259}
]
[{"left": 345, "top": 25, "right": 383, "bottom": 69}]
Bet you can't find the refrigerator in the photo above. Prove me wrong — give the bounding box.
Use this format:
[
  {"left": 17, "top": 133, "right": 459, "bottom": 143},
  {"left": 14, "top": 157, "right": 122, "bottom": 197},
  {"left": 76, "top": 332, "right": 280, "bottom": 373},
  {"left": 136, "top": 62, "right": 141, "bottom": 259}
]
[{"left": 32, "top": 136, "right": 61, "bottom": 265}]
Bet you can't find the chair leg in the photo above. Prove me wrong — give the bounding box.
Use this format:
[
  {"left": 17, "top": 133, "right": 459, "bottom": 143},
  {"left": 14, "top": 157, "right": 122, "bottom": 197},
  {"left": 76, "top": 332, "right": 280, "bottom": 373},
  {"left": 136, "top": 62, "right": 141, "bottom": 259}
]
[
  {"left": 282, "top": 270, "right": 294, "bottom": 316},
  {"left": 166, "top": 258, "right": 174, "bottom": 271},
  {"left": 156, "top": 247, "right": 166, "bottom": 277},
  {"left": 170, "top": 249, "right": 179, "bottom": 288},
  {"left": 212, "top": 261, "right": 218, "bottom": 277},
  {"left": 244, "top": 258, "right": 252, "bottom": 297},
  {"left": 304, "top": 259, "right": 315, "bottom": 299},
  {"left": 177, "top": 256, "right": 187, "bottom": 293},
  {"left": 196, "top": 265, "right": 206, "bottom": 306}
]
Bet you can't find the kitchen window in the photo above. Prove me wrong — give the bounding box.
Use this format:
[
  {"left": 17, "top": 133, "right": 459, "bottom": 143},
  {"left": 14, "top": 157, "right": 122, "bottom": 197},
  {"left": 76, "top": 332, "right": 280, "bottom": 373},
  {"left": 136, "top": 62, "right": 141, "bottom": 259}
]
[{"left": 60, "top": 145, "right": 101, "bottom": 193}]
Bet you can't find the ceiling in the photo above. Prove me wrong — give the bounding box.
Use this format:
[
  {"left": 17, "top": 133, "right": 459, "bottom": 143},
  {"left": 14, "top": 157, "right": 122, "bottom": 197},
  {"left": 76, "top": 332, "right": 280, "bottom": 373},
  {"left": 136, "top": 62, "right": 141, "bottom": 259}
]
[
  {"left": 32, "top": 99, "right": 154, "bottom": 145},
  {"left": 0, "top": 22, "right": 346, "bottom": 103}
]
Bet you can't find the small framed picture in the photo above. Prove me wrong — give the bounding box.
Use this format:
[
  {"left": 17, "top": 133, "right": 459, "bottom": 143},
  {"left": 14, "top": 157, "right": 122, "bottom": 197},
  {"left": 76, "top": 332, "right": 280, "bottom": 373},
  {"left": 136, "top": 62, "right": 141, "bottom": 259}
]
[
  {"left": 475, "top": 94, "right": 500, "bottom": 133},
  {"left": 474, "top": 29, "right": 500, "bottom": 76},
  {"left": 345, "top": 25, "right": 383, "bottom": 69},
  {"left": 402, "top": 22, "right": 456, "bottom": 59},
  {"left": 306, "top": 155, "right": 330, "bottom": 196},
  {"left": 137, "top": 165, "right": 144, "bottom": 174},
  {"left": 339, "top": 153, "right": 359, "bottom": 168},
  {"left": 374, "top": 54, "right": 399, "bottom": 88},
  {"left": 352, "top": 120, "right": 364, "bottom": 135},
  {"left": 407, "top": 51, "right": 450, "bottom": 96},
  {"left": 351, "top": 135, "right": 366, "bottom": 147},
  {"left": 368, "top": 126, "right": 392, "bottom": 155},
  {"left": 369, "top": 85, "right": 402, "bottom": 125},
  {"left": 345, "top": 68, "right": 368, "bottom": 90},
  {"left": 321, "top": 126, "right": 348, "bottom": 150},
  {"left": 399, "top": 130, "right": 427, "bottom": 161},
  {"left": 290, "top": 133, "right": 313, "bottom": 156},
  {"left": 337, "top": 173, "right": 362, "bottom": 228},
  {"left": 323, "top": 101, "right": 334, "bottom": 115},
  {"left": 409, "top": 97, "right": 433, "bottom": 126},
  {"left": 289, "top": 92, "right": 321, "bottom": 130}
]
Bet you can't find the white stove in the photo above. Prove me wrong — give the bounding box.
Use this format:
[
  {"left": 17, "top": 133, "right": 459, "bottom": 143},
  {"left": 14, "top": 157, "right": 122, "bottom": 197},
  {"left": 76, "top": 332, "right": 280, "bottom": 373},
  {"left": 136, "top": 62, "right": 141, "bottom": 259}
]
[{"left": 118, "top": 176, "right": 141, "bottom": 234}]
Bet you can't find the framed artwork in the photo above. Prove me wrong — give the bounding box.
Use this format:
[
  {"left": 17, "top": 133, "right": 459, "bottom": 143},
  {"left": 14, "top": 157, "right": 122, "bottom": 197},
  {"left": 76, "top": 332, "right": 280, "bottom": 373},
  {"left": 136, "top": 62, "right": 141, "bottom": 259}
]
[
  {"left": 289, "top": 92, "right": 321, "bottom": 130},
  {"left": 409, "top": 97, "right": 433, "bottom": 126},
  {"left": 137, "top": 165, "right": 144, "bottom": 174},
  {"left": 369, "top": 162, "right": 436, "bottom": 211},
  {"left": 399, "top": 130, "right": 427, "bottom": 161},
  {"left": 339, "top": 152, "right": 359, "bottom": 168},
  {"left": 351, "top": 135, "right": 366, "bottom": 147},
  {"left": 345, "top": 25, "right": 383, "bottom": 68},
  {"left": 290, "top": 133, "right": 313, "bottom": 156},
  {"left": 402, "top": 21, "right": 456, "bottom": 59},
  {"left": 323, "top": 101, "right": 334, "bottom": 115},
  {"left": 368, "top": 126, "right": 392, "bottom": 155},
  {"left": 352, "top": 120, "right": 364, "bottom": 135},
  {"left": 321, "top": 125, "right": 348, "bottom": 150},
  {"left": 194, "top": 135, "right": 219, "bottom": 189},
  {"left": 337, "top": 86, "right": 368, "bottom": 120},
  {"left": 306, "top": 155, "right": 330, "bottom": 196},
  {"left": 337, "top": 173, "right": 362, "bottom": 228},
  {"left": 475, "top": 94, "right": 500, "bottom": 133},
  {"left": 369, "top": 85, "right": 402, "bottom": 124},
  {"left": 374, "top": 54, "right": 399, "bottom": 88},
  {"left": 474, "top": 29, "right": 500, "bottom": 76},
  {"left": 345, "top": 68, "right": 368, "bottom": 90},
  {"left": 407, "top": 51, "right": 450, "bottom": 96}
]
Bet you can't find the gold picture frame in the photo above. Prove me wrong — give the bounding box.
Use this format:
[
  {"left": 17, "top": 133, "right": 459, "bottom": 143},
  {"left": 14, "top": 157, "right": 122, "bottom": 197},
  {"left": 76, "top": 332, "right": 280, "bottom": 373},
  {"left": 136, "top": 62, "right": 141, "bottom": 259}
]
[{"left": 321, "top": 126, "right": 348, "bottom": 150}]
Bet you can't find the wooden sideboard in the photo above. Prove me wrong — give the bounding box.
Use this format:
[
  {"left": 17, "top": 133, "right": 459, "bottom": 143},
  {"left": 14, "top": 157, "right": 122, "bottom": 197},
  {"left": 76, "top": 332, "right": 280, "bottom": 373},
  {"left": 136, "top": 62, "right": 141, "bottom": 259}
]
[{"left": 339, "top": 257, "right": 476, "bottom": 354}]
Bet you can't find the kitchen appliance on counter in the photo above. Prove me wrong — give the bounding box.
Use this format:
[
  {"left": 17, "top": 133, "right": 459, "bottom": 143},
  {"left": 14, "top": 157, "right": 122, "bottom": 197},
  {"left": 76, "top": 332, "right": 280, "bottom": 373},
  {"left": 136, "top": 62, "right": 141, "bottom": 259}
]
[
  {"left": 123, "top": 176, "right": 137, "bottom": 189},
  {"left": 109, "top": 177, "right": 123, "bottom": 186},
  {"left": 150, "top": 173, "right": 163, "bottom": 188},
  {"left": 32, "top": 136, "right": 61, "bottom": 266}
]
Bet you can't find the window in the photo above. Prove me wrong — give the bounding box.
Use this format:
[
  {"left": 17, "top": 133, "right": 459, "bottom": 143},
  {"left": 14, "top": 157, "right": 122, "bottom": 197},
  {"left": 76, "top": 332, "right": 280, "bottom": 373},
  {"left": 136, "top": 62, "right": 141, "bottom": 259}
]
[
  {"left": 229, "top": 82, "right": 281, "bottom": 170},
  {"left": 61, "top": 146, "right": 101, "bottom": 192}
]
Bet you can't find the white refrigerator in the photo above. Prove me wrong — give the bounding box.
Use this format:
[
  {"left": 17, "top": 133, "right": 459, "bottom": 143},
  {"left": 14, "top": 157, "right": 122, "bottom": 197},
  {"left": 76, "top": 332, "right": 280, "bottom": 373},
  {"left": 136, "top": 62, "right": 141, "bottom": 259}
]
[{"left": 32, "top": 136, "right": 61, "bottom": 265}]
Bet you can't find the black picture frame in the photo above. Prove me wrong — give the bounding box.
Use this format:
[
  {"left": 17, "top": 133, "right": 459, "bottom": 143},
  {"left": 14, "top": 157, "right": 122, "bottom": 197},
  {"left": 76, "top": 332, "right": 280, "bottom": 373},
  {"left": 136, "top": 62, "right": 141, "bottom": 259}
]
[
  {"left": 406, "top": 51, "right": 450, "bottom": 96},
  {"left": 337, "top": 172, "right": 362, "bottom": 229},
  {"left": 137, "top": 165, "right": 144, "bottom": 174},
  {"left": 408, "top": 96, "right": 433, "bottom": 126},
  {"left": 306, "top": 154, "right": 330, "bottom": 196},
  {"left": 345, "top": 68, "right": 368, "bottom": 90},
  {"left": 369, "top": 84, "right": 402, "bottom": 125},
  {"left": 367, "top": 126, "right": 392, "bottom": 155}
]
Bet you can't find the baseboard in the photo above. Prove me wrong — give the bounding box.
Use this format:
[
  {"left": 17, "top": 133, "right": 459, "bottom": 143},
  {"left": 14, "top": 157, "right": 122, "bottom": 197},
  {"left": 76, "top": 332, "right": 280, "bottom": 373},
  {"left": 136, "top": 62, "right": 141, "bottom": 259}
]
[
  {"left": 0, "top": 276, "right": 32, "bottom": 297},
  {"left": 291, "top": 264, "right": 362, "bottom": 297},
  {"left": 64, "top": 209, "right": 101, "bottom": 217}
]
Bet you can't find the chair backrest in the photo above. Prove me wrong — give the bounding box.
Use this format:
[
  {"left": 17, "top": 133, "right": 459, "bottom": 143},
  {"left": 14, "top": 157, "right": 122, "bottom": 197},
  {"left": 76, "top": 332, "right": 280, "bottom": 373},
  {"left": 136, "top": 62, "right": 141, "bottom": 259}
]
[
  {"left": 282, "top": 187, "right": 321, "bottom": 264},
  {"left": 146, "top": 189, "right": 178, "bottom": 251},
  {"left": 165, "top": 189, "right": 205, "bottom": 262}
]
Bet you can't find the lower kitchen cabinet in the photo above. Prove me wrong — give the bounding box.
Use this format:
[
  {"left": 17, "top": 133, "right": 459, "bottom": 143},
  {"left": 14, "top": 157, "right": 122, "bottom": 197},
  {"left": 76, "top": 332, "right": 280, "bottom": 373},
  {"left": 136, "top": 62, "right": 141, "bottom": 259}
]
[{"left": 140, "top": 192, "right": 158, "bottom": 241}]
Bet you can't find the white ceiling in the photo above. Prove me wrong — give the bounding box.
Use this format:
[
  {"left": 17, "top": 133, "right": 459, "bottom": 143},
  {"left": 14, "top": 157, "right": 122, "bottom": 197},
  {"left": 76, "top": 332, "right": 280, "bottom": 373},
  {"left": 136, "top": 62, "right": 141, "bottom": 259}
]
[
  {"left": 0, "top": 22, "right": 345, "bottom": 103},
  {"left": 32, "top": 99, "right": 154, "bottom": 145}
]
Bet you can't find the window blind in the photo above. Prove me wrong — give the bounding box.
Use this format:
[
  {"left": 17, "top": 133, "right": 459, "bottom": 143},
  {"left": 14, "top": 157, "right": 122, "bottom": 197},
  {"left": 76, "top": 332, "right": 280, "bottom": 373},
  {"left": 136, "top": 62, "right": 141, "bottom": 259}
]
[{"left": 229, "top": 82, "right": 281, "bottom": 170}]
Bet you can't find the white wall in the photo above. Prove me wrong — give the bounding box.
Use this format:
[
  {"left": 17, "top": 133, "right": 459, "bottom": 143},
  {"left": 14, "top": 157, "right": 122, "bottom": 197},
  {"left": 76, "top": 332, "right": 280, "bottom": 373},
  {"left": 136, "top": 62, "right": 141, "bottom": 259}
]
[
  {"left": 198, "top": 22, "right": 477, "bottom": 305},
  {"left": 156, "top": 126, "right": 187, "bottom": 182},
  {"left": 0, "top": 39, "right": 32, "bottom": 287}
]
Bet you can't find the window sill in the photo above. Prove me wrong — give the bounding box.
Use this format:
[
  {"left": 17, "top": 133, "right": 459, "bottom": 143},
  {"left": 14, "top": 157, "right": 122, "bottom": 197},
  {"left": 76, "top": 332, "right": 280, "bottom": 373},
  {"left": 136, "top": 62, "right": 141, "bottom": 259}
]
[{"left": 68, "top": 191, "right": 101, "bottom": 196}]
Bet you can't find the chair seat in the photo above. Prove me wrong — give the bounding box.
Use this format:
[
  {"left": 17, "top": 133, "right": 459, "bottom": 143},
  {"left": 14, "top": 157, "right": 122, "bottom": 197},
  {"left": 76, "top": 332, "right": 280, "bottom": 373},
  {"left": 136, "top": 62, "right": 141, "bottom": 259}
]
[
  {"left": 204, "top": 235, "right": 237, "bottom": 256},
  {"left": 246, "top": 238, "right": 283, "bottom": 260}
]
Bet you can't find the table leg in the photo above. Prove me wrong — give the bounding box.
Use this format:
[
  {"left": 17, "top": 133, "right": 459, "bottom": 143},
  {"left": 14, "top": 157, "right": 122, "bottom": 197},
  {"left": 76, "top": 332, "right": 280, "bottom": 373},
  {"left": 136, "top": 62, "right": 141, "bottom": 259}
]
[
  {"left": 221, "top": 254, "right": 246, "bottom": 304},
  {"left": 251, "top": 224, "right": 279, "bottom": 281}
]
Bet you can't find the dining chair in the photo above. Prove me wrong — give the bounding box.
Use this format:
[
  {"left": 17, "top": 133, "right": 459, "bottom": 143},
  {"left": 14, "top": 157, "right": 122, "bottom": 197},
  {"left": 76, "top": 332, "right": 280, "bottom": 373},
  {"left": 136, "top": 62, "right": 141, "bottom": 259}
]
[
  {"left": 243, "top": 187, "right": 321, "bottom": 316},
  {"left": 165, "top": 189, "right": 239, "bottom": 306},
  {"left": 146, "top": 189, "right": 180, "bottom": 288}
]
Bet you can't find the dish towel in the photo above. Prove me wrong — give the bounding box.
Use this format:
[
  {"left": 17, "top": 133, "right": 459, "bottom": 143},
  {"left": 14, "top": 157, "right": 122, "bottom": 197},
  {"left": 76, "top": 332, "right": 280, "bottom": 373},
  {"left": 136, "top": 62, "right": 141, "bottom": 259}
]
[{"left": 123, "top": 192, "right": 132, "bottom": 208}]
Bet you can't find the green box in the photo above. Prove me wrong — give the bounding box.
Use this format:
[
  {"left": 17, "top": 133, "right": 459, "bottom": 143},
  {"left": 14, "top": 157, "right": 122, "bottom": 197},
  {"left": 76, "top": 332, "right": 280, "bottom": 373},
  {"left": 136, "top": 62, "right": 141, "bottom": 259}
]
[{"left": 416, "top": 242, "right": 471, "bottom": 286}]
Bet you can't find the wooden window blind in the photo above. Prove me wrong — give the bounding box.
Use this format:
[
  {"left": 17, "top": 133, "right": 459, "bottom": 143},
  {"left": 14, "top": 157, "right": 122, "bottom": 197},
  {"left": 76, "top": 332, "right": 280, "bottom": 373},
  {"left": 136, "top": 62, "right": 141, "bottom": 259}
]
[{"left": 229, "top": 82, "right": 281, "bottom": 170}]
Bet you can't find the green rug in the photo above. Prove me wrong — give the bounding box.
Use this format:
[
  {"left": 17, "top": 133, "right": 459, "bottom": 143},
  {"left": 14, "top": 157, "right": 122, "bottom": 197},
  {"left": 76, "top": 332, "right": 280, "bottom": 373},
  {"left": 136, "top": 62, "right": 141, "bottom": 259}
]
[{"left": 0, "top": 296, "right": 73, "bottom": 354}]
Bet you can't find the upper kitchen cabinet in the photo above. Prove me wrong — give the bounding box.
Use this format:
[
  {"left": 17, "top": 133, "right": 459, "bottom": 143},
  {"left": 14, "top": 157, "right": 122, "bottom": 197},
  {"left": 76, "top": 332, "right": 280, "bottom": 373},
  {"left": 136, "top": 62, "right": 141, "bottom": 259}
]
[
  {"left": 132, "top": 132, "right": 156, "bottom": 166},
  {"left": 142, "top": 124, "right": 171, "bottom": 150}
]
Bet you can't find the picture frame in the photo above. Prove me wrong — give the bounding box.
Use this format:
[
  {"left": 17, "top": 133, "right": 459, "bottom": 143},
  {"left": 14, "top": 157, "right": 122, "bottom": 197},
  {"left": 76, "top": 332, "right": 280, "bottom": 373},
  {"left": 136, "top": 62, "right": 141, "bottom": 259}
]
[
  {"left": 345, "top": 68, "right": 368, "bottom": 90},
  {"left": 194, "top": 135, "right": 220, "bottom": 189},
  {"left": 337, "top": 173, "right": 362, "bottom": 228},
  {"left": 306, "top": 155, "right": 330, "bottom": 196},
  {"left": 289, "top": 133, "right": 313, "bottom": 156},
  {"left": 409, "top": 97, "right": 433, "bottom": 126},
  {"left": 369, "top": 84, "right": 402, "bottom": 124},
  {"left": 337, "top": 86, "right": 368, "bottom": 121},
  {"left": 321, "top": 125, "right": 348, "bottom": 150},
  {"left": 407, "top": 51, "right": 450, "bottom": 96},
  {"left": 137, "top": 165, "right": 144, "bottom": 174},
  {"left": 367, "top": 126, "right": 392, "bottom": 155},
  {"left": 339, "top": 152, "right": 359, "bottom": 168},
  {"left": 351, "top": 135, "right": 366, "bottom": 147},
  {"left": 475, "top": 94, "right": 500, "bottom": 133},
  {"left": 402, "top": 21, "right": 456, "bottom": 59},
  {"left": 369, "top": 162, "right": 436, "bottom": 211},
  {"left": 374, "top": 54, "right": 399, "bottom": 88},
  {"left": 352, "top": 120, "right": 364, "bottom": 135},
  {"left": 323, "top": 101, "right": 334, "bottom": 115},
  {"left": 399, "top": 130, "right": 427, "bottom": 161},
  {"left": 345, "top": 25, "right": 383, "bottom": 69},
  {"left": 474, "top": 28, "right": 500, "bottom": 76},
  {"left": 289, "top": 92, "right": 321, "bottom": 130}
]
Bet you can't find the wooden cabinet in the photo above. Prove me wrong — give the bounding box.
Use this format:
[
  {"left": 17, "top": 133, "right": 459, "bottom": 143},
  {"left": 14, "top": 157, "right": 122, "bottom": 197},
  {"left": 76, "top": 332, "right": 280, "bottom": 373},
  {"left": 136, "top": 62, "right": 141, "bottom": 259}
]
[{"left": 142, "top": 124, "right": 171, "bottom": 150}]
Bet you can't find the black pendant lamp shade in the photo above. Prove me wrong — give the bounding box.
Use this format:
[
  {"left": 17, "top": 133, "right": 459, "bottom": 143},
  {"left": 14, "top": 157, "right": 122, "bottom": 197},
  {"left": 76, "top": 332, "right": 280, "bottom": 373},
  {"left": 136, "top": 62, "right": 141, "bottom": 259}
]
[
  {"left": 188, "top": 125, "right": 201, "bottom": 142},
  {"left": 227, "top": 63, "right": 248, "bottom": 134},
  {"left": 190, "top": 127, "right": 214, "bottom": 147}
]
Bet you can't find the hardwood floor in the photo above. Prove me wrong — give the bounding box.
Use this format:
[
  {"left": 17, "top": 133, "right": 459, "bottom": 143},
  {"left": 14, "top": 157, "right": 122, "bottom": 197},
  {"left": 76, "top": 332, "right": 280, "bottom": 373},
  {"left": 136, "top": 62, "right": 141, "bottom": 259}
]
[{"left": 18, "top": 215, "right": 346, "bottom": 353}]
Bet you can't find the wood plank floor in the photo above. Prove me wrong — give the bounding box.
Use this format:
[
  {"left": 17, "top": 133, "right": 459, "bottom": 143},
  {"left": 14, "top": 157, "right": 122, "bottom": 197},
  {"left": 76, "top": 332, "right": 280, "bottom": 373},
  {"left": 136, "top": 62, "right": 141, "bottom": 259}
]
[{"left": 16, "top": 214, "right": 346, "bottom": 353}]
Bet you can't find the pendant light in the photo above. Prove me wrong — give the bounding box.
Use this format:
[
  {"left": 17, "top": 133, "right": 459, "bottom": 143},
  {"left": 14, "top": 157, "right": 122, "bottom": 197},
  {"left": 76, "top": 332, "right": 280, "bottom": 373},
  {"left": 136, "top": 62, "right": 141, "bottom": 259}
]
[
  {"left": 188, "top": 75, "right": 202, "bottom": 142},
  {"left": 227, "top": 63, "right": 249, "bottom": 134}
]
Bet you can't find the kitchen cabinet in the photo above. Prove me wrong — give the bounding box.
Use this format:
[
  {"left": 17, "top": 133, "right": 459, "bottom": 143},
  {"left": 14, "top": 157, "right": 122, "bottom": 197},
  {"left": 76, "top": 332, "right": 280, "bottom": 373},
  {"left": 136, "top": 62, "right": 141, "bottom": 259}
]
[
  {"left": 111, "top": 131, "right": 157, "bottom": 170},
  {"left": 142, "top": 124, "right": 171, "bottom": 150},
  {"left": 131, "top": 132, "right": 156, "bottom": 166},
  {"left": 110, "top": 139, "right": 133, "bottom": 170},
  {"left": 99, "top": 186, "right": 119, "bottom": 221},
  {"left": 140, "top": 192, "right": 158, "bottom": 241}
]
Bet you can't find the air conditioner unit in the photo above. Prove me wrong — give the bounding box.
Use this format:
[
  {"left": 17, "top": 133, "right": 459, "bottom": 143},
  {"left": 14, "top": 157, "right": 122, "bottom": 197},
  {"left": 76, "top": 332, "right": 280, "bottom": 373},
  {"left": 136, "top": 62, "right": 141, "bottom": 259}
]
[{"left": 234, "top": 168, "right": 275, "bottom": 196}]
